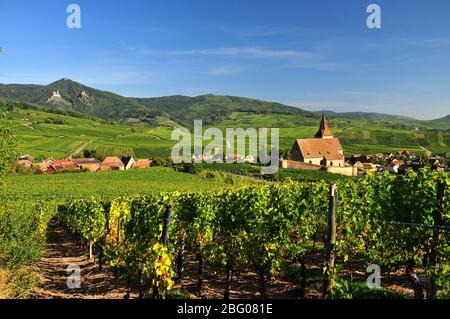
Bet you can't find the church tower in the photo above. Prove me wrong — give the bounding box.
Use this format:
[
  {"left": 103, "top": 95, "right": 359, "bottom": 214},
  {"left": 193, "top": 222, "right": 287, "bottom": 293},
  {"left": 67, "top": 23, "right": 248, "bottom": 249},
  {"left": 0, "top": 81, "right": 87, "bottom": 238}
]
[{"left": 314, "top": 114, "right": 333, "bottom": 139}]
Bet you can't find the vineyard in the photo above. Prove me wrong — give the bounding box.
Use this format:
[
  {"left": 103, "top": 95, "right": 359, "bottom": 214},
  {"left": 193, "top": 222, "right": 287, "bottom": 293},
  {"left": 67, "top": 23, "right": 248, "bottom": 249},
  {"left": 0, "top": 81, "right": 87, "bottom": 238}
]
[{"left": 56, "top": 168, "right": 450, "bottom": 299}]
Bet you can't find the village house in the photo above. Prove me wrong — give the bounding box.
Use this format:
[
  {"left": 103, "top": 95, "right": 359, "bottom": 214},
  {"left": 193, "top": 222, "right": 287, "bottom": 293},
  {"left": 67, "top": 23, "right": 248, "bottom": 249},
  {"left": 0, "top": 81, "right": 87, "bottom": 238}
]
[
  {"left": 132, "top": 159, "right": 153, "bottom": 169},
  {"left": 19, "top": 154, "right": 35, "bottom": 162},
  {"left": 50, "top": 159, "right": 78, "bottom": 173},
  {"left": 388, "top": 159, "right": 405, "bottom": 174},
  {"left": 121, "top": 155, "right": 136, "bottom": 170},
  {"left": 100, "top": 156, "right": 125, "bottom": 171},
  {"left": 18, "top": 159, "right": 32, "bottom": 169},
  {"left": 71, "top": 158, "right": 101, "bottom": 172},
  {"left": 41, "top": 165, "right": 57, "bottom": 174},
  {"left": 290, "top": 115, "right": 345, "bottom": 167}
]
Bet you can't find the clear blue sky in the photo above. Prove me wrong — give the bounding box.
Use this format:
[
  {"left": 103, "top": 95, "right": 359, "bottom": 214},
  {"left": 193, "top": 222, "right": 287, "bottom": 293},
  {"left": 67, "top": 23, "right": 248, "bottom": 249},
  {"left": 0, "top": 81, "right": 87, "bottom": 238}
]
[{"left": 1, "top": 0, "right": 449, "bottom": 120}]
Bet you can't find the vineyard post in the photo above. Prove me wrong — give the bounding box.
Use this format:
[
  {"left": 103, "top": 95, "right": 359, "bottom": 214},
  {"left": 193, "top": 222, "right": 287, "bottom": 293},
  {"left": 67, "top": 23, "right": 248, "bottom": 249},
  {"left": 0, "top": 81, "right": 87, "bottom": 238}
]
[
  {"left": 89, "top": 240, "right": 93, "bottom": 261},
  {"left": 323, "top": 183, "right": 337, "bottom": 298},
  {"left": 161, "top": 204, "right": 172, "bottom": 246},
  {"left": 427, "top": 180, "right": 445, "bottom": 299}
]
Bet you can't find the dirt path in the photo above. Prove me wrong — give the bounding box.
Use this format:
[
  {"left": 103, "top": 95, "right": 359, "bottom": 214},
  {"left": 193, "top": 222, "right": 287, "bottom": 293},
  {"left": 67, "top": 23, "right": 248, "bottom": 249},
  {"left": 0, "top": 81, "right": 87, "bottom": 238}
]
[
  {"left": 32, "top": 220, "right": 131, "bottom": 299},
  {"left": 419, "top": 145, "right": 432, "bottom": 157},
  {"left": 70, "top": 140, "right": 92, "bottom": 157}
]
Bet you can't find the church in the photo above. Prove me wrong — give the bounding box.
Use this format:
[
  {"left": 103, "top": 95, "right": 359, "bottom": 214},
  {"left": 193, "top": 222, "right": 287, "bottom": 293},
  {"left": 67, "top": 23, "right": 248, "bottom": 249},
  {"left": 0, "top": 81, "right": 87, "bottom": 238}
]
[{"left": 290, "top": 115, "right": 345, "bottom": 167}]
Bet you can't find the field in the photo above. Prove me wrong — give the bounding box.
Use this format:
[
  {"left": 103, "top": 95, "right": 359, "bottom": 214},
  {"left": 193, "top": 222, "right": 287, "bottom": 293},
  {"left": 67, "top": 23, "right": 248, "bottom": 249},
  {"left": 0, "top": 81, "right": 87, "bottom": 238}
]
[
  {"left": 1, "top": 167, "right": 257, "bottom": 202},
  {"left": 8, "top": 109, "right": 449, "bottom": 161}
]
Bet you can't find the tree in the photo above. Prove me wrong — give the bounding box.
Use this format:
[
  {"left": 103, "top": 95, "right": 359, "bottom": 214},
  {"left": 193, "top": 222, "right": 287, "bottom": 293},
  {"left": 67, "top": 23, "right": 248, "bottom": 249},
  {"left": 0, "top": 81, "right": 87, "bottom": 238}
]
[{"left": 0, "top": 104, "right": 18, "bottom": 186}]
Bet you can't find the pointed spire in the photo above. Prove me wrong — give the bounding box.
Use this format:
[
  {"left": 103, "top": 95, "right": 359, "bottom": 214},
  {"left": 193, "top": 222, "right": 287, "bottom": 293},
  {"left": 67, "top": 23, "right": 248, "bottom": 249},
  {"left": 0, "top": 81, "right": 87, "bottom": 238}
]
[{"left": 315, "top": 114, "right": 333, "bottom": 138}]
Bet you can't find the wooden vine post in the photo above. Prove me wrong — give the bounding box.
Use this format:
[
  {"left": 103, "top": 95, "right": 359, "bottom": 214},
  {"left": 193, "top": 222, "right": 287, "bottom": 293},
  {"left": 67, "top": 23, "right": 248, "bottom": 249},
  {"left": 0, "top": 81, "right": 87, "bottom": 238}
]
[
  {"left": 88, "top": 241, "right": 94, "bottom": 261},
  {"left": 323, "top": 183, "right": 337, "bottom": 298}
]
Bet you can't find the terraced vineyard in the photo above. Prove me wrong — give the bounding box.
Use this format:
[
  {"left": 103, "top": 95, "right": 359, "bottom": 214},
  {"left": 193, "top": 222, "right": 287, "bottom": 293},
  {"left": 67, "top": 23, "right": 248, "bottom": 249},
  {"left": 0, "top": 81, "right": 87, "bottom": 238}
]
[{"left": 9, "top": 109, "right": 450, "bottom": 160}]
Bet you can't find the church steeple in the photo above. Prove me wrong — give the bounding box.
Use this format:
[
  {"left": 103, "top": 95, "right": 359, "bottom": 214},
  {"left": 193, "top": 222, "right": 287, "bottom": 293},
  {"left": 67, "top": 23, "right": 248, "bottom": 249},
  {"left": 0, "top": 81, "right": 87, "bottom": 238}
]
[{"left": 315, "top": 114, "right": 333, "bottom": 139}]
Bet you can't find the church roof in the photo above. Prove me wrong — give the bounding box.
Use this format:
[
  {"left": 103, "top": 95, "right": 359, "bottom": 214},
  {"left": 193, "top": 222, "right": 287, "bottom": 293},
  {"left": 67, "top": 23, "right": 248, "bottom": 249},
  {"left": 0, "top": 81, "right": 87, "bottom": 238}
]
[
  {"left": 295, "top": 138, "right": 344, "bottom": 160},
  {"left": 315, "top": 115, "right": 333, "bottom": 138}
]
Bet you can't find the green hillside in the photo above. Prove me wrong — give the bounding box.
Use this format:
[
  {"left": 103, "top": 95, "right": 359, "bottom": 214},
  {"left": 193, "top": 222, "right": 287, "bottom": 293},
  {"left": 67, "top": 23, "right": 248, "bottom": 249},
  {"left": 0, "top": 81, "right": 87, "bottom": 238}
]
[
  {"left": 0, "top": 79, "right": 313, "bottom": 126},
  {"left": 1, "top": 79, "right": 448, "bottom": 159},
  {"left": 7, "top": 107, "right": 175, "bottom": 160},
  {"left": 5, "top": 106, "right": 449, "bottom": 160},
  {"left": 428, "top": 114, "right": 450, "bottom": 128},
  {"left": 0, "top": 79, "right": 163, "bottom": 121},
  {"left": 1, "top": 78, "right": 449, "bottom": 131},
  {"left": 133, "top": 94, "right": 313, "bottom": 126}
]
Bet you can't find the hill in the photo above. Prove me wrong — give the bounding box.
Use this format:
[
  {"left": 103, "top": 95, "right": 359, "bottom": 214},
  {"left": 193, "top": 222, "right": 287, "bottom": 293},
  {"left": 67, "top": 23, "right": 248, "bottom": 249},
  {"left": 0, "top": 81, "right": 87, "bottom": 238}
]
[
  {"left": 133, "top": 94, "right": 314, "bottom": 126},
  {"left": 428, "top": 114, "right": 450, "bottom": 127},
  {"left": 1, "top": 79, "right": 449, "bottom": 131},
  {"left": 5, "top": 106, "right": 449, "bottom": 161},
  {"left": 0, "top": 79, "right": 163, "bottom": 121},
  {"left": 0, "top": 79, "right": 314, "bottom": 126},
  {"left": 318, "top": 110, "right": 416, "bottom": 121}
]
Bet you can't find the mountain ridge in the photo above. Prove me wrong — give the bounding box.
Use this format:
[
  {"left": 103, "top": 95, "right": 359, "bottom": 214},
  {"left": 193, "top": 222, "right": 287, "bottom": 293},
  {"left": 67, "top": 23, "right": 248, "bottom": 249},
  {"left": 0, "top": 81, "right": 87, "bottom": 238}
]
[{"left": 0, "top": 78, "right": 449, "bottom": 127}]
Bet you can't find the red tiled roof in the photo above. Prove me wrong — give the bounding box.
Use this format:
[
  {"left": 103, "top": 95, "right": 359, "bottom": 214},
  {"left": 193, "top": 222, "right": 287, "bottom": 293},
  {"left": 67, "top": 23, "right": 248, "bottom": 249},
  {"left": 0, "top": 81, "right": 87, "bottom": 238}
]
[
  {"left": 52, "top": 160, "right": 78, "bottom": 171},
  {"left": 391, "top": 159, "right": 404, "bottom": 166},
  {"left": 132, "top": 159, "right": 152, "bottom": 169},
  {"left": 72, "top": 158, "right": 100, "bottom": 165},
  {"left": 101, "top": 156, "right": 124, "bottom": 168},
  {"left": 296, "top": 138, "right": 344, "bottom": 161}
]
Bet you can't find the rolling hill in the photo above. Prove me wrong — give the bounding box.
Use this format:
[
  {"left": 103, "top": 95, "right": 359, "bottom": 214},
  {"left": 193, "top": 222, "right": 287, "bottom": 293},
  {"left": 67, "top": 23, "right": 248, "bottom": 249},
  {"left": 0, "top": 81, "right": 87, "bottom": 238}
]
[
  {"left": 0, "top": 79, "right": 163, "bottom": 121},
  {"left": 4, "top": 105, "right": 449, "bottom": 161},
  {"left": 0, "top": 78, "right": 449, "bottom": 160},
  {"left": 319, "top": 110, "right": 416, "bottom": 121},
  {"left": 132, "top": 94, "right": 313, "bottom": 126},
  {"left": 1, "top": 78, "right": 449, "bottom": 130},
  {"left": 428, "top": 114, "right": 450, "bottom": 127},
  {"left": 0, "top": 78, "right": 314, "bottom": 126}
]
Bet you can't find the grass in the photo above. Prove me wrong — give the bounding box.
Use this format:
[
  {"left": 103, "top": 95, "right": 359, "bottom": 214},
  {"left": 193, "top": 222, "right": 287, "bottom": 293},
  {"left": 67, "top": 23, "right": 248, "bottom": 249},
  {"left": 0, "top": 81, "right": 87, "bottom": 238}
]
[
  {"left": 1, "top": 167, "right": 258, "bottom": 201},
  {"left": 352, "top": 282, "right": 408, "bottom": 299},
  {"left": 0, "top": 201, "right": 54, "bottom": 299}
]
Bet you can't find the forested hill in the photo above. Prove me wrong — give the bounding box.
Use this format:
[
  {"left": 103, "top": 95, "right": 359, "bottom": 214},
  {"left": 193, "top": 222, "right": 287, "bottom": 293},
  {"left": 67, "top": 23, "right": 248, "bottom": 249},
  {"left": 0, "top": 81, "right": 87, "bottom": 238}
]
[
  {"left": 0, "top": 78, "right": 449, "bottom": 129},
  {"left": 0, "top": 79, "right": 161, "bottom": 121},
  {"left": 131, "top": 94, "right": 314, "bottom": 126}
]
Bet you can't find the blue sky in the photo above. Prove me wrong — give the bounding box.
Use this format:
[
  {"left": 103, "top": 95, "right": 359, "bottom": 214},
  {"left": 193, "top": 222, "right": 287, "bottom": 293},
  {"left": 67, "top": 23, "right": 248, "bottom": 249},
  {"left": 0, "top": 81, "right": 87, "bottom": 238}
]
[{"left": 1, "top": 0, "right": 449, "bottom": 120}]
